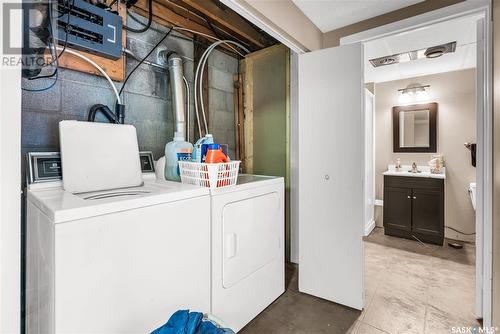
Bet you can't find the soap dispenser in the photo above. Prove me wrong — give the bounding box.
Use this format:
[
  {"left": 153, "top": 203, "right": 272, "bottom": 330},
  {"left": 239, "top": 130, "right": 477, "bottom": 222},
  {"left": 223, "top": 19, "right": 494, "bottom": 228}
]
[{"left": 396, "top": 158, "right": 401, "bottom": 171}]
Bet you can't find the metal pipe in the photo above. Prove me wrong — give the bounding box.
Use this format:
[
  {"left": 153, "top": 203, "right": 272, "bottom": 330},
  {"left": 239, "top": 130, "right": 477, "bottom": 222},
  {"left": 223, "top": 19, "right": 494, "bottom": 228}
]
[
  {"left": 183, "top": 75, "right": 193, "bottom": 142},
  {"left": 168, "top": 53, "right": 186, "bottom": 139}
]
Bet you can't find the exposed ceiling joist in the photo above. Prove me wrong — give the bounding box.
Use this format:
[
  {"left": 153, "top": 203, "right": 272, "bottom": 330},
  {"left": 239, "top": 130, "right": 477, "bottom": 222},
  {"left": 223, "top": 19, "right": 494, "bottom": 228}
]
[
  {"left": 131, "top": 0, "right": 244, "bottom": 56},
  {"left": 131, "top": 0, "right": 275, "bottom": 53},
  {"left": 175, "top": 0, "right": 266, "bottom": 48},
  {"left": 133, "top": 0, "right": 215, "bottom": 37}
]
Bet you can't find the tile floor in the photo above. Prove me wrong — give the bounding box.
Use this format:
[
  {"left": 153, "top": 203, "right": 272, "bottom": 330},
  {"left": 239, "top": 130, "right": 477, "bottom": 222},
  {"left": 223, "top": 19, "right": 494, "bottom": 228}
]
[{"left": 239, "top": 227, "right": 479, "bottom": 334}]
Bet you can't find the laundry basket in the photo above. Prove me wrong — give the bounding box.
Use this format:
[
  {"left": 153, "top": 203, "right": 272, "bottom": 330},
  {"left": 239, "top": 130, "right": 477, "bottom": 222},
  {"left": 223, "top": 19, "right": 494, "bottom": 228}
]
[{"left": 179, "top": 161, "right": 240, "bottom": 189}]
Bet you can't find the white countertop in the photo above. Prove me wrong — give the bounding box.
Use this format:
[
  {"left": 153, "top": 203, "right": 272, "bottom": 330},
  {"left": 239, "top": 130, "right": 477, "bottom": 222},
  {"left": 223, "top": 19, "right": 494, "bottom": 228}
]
[{"left": 383, "top": 164, "right": 446, "bottom": 179}]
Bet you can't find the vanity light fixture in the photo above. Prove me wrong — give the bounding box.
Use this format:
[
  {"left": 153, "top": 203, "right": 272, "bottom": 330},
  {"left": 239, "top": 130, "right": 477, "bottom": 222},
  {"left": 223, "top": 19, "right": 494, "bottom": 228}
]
[{"left": 398, "top": 85, "right": 430, "bottom": 103}]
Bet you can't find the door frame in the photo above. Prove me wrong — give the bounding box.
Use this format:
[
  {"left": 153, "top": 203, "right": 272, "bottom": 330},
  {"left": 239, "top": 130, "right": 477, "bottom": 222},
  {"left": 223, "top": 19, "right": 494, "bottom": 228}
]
[
  {"left": 340, "top": 0, "right": 492, "bottom": 326},
  {"left": 0, "top": 0, "right": 23, "bottom": 332},
  {"left": 222, "top": 0, "right": 493, "bottom": 325}
]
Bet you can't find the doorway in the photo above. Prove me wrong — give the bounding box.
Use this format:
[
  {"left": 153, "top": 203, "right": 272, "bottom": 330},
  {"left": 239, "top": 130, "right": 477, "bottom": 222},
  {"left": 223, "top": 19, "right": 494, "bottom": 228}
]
[
  {"left": 224, "top": 0, "right": 493, "bottom": 330},
  {"left": 341, "top": 4, "right": 491, "bottom": 328}
]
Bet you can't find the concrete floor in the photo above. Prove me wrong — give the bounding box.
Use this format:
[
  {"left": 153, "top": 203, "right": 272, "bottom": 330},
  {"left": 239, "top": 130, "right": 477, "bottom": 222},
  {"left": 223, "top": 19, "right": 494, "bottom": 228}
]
[{"left": 239, "top": 227, "right": 479, "bottom": 334}]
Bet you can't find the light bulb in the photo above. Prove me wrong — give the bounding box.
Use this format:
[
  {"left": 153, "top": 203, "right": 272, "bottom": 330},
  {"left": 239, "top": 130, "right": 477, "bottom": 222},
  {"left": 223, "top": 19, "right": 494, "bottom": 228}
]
[
  {"left": 415, "top": 89, "right": 429, "bottom": 101},
  {"left": 399, "top": 91, "right": 411, "bottom": 104}
]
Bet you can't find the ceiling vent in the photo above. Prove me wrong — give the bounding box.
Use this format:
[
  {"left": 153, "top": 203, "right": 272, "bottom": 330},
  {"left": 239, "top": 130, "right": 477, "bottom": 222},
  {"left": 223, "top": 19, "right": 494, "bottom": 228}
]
[{"left": 369, "top": 41, "right": 457, "bottom": 67}]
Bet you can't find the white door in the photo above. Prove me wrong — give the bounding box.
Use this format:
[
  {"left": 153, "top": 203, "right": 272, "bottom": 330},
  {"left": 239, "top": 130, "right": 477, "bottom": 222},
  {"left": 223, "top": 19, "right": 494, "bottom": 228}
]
[{"left": 298, "top": 43, "right": 365, "bottom": 310}]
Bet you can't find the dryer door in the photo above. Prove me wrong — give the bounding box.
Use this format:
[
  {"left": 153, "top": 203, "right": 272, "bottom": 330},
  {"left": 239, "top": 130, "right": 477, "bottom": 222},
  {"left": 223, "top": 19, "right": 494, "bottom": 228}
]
[
  {"left": 211, "top": 180, "right": 285, "bottom": 332},
  {"left": 222, "top": 192, "right": 281, "bottom": 288}
]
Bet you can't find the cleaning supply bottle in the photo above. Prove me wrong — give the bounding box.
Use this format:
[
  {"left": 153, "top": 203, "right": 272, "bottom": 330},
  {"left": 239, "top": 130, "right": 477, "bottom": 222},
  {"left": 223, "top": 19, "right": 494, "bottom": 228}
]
[
  {"left": 192, "top": 134, "right": 214, "bottom": 162},
  {"left": 205, "top": 143, "right": 229, "bottom": 163},
  {"left": 164, "top": 132, "right": 193, "bottom": 181}
]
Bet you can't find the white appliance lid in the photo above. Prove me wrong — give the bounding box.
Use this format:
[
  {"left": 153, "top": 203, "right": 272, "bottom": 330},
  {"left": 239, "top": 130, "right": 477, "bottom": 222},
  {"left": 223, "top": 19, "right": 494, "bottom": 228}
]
[
  {"left": 59, "top": 121, "right": 143, "bottom": 193},
  {"left": 28, "top": 180, "right": 209, "bottom": 223}
]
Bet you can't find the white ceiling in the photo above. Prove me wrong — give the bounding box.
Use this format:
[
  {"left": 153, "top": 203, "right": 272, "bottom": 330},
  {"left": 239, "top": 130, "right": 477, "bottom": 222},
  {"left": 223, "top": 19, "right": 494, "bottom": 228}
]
[
  {"left": 364, "top": 15, "right": 478, "bottom": 83},
  {"left": 292, "top": 0, "right": 424, "bottom": 33}
]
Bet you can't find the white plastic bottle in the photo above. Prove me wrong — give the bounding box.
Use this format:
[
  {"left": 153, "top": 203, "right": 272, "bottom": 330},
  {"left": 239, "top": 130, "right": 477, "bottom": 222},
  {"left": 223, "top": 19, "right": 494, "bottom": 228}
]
[
  {"left": 192, "top": 134, "right": 214, "bottom": 162},
  {"left": 165, "top": 132, "right": 193, "bottom": 181}
]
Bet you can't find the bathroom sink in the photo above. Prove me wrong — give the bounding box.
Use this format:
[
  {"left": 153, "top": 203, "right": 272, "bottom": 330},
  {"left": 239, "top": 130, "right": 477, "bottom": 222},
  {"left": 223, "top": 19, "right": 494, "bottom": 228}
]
[{"left": 383, "top": 164, "right": 446, "bottom": 179}]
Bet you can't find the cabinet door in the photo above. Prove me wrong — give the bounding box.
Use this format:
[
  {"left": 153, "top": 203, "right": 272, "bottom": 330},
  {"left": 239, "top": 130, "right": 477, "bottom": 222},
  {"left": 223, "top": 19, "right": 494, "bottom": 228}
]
[
  {"left": 411, "top": 188, "right": 443, "bottom": 236},
  {"left": 384, "top": 187, "right": 412, "bottom": 231}
]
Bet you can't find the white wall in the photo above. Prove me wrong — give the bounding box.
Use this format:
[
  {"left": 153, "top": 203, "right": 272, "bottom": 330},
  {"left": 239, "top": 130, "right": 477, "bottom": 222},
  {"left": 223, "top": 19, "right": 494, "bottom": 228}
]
[{"left": 0, "top": 1, "right": 22, "bottom": 332}]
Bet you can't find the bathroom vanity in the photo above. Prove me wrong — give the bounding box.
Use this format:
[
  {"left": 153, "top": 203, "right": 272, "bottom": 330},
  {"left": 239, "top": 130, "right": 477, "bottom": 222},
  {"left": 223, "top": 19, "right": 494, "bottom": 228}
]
[{"left": 383, "top": 167, "right": 445, "bottom": 245}]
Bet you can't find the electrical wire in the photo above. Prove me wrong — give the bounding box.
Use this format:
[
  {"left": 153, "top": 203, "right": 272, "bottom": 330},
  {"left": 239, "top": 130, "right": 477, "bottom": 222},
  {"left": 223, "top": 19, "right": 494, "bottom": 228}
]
[
  {"left": 125, "top": 10, "right": 247, "bottom": 57},
  {"left": 124, "top": 0, "right": 153, "bottom": 33},
  {"left": 123, "top": 49, "right": 166, "bottom": 70},
  {"left": 445, "top": 226, "right": 476, "bottom": 236},
  {"left": 22, "top": 71, "right": 59, "bottom": 92},
  {"left": 119, "top": 26, "right": 174, "bottom": 97},
  {"left": 194, "top": 40, "right": 249, "bottom": 134},
  {"left": 59, "top": 47, "right": 121, "bottom": 104},
  {"left": 174, "top": 27, "right": 246, "bottom": 57},
  {"left": 55, "top": 0, "right": 75, "bottom": 60}
]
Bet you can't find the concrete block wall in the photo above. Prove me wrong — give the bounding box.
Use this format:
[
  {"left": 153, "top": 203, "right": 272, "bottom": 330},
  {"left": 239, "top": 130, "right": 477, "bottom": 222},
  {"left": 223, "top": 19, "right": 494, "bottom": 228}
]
[
  {"left": 21, "top": 14, "right": 239, "bottom": 183},
  {"left": 208, "top": 49, "right": 239, "bottom": 159}
]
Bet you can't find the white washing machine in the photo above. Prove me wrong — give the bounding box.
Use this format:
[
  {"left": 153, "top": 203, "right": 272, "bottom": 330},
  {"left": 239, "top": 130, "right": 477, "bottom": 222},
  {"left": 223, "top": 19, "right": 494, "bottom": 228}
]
[
  {"left": 209, "top": 175, "right": 285, "bottom": 332},
  {"left": 25, "top": 152, "right": 211, "bottom": 334}
]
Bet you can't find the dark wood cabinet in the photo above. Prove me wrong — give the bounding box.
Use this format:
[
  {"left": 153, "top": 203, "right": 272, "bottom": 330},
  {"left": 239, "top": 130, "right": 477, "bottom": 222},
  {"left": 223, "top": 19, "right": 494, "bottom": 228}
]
[
  {"left": 383, "top": 175, "right": 444, "bottom": 245},
  {"left": 384, "top": 187, "right": 412, "bottom": 232}
]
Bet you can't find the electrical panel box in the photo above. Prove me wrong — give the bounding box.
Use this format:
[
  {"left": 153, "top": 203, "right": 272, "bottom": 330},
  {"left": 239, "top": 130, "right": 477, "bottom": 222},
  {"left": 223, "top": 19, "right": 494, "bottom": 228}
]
[{"left": 56, "top": 0, "right": 123, "bottom": 59}]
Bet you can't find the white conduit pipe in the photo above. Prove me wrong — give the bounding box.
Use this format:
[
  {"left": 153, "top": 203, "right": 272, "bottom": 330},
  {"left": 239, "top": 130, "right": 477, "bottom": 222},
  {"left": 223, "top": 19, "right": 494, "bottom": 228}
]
[
  {"left": 183, "top": 75, "right": 196, "bottom": 142},
  {"left": 194, "top": 40, "right": 249, "bottom": 134},
  {"left": 58, "top": 47, "right": 122, "bottom": 104}
]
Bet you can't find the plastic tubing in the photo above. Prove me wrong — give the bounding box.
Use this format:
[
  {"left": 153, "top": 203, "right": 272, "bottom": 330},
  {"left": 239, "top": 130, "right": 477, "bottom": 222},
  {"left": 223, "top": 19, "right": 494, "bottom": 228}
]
[
  {"left": 57, "top": 47, "right": 121, "bottom": 104},
  {"left": 194, "top": 40, "right": 249, "bottom": 134}
]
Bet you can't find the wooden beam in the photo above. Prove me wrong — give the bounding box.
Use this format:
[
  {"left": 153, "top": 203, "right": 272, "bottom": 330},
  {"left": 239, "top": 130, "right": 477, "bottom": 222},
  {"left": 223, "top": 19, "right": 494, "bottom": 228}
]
[
  {"left": 133, "top": 0, "right": 216, "bottom": 38},
  {"left": 179, "top": 0, "right": 265, "bottom": 48},
  {"left": 131, "top": 0, "right": 242, "bottom": 56}
]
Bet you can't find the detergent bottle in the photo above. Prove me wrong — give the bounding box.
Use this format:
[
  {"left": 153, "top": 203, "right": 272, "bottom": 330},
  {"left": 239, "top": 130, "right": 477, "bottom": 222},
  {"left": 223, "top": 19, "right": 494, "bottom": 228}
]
[
  {"left": 205, "top": 143, "right": 229, "bottom": 163},
  {"left": 192, "top": 134, "right": 214, "bottom": 162},
  {"left": 164, "top": 132, "right": 193, "bottom": 181}
]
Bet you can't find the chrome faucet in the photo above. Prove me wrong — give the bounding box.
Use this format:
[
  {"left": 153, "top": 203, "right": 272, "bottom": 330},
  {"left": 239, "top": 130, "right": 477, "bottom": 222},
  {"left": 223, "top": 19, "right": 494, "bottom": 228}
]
[{"left": 410, "top": 162, "right": 420, "bottom": 173}]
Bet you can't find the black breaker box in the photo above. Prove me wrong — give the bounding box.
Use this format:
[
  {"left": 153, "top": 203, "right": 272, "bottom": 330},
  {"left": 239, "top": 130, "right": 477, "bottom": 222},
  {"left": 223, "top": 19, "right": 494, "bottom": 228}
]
[{"left": 56, "top": 0, "right": 122, "bottom": 59}]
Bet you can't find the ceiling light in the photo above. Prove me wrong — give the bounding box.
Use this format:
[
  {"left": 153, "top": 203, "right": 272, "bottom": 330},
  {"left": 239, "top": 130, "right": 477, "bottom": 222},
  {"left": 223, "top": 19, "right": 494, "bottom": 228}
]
[
  {"left": 424, "top": 46, "right": 447, "bottom": 58},
  {"left": 398, "top": 85, "right": 430, "bottom": 104},
  {"left": 369, "top": 41, "right": 456, "bottom": 67},
  {"left": 380, "top": 57, "right": 396, "bottom": 65}
]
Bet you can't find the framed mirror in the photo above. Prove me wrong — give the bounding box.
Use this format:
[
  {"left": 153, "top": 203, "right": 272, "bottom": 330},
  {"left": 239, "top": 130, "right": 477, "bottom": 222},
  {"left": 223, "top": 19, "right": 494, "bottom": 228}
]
[{"left": 393, "top": 103, "right": 437, "bottom": 153}]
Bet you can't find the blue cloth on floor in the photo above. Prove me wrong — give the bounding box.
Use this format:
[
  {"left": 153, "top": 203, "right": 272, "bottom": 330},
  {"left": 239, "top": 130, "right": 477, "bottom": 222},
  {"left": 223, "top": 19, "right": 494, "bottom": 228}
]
[{"left": 151, "top": 310, "right": 234, "bottom": 334}]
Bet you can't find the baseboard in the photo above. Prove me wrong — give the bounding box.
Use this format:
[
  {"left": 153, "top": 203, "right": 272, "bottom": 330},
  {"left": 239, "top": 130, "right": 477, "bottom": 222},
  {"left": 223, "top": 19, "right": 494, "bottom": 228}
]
[{"left": 365, "top": 219, "right": 375, "bottom": 236}]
